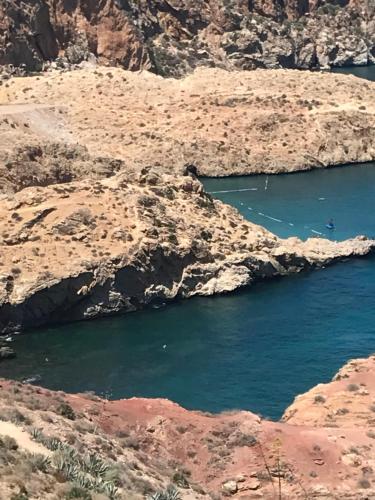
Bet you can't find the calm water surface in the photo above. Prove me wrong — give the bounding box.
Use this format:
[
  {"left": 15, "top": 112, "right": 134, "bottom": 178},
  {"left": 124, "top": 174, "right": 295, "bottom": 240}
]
[
  {"left": 1, "top": 67, "right": 375, "bottom": 420},
  {"left": 332, "top": 65, "right": 375, "bottom": 81}
]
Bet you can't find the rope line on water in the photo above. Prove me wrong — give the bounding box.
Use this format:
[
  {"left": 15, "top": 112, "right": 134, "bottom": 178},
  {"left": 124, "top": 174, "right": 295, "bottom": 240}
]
[
  {"left": 208, "top": 188, "right": 258, "bottom": 194},
  {"left": 208, "top": 187, "right": 328, "bottom": 237},
  {"left": 247, "top": 207, "right": 326, "bottom": 237}
]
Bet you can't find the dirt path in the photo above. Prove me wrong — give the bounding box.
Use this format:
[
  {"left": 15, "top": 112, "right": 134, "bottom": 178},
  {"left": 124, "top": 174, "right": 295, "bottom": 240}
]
[{"left": 0, "top": 421, "right": 50, "bottom": 456}]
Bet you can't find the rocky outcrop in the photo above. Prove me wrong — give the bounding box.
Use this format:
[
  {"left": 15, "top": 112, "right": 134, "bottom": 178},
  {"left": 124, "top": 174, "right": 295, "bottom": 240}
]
[
  {"left": 0, "top": 0, "right": 374, "bottom": 76},
  {"left": 0, "top": 169, "right": 374, "bottom": 333},
  {"left": 0, "top": 142, "right": 124, "bottom": 194},
  {"left": 1, "top": 67, "right": 374, "bottom": 178},
  {"left": 2, "top": 354, "right": 375, "bottom": 497}
]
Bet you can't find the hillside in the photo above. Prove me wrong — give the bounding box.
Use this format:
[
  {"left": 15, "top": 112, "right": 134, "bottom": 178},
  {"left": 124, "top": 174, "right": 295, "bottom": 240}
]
[
  {"left": 0, "top": 67, "right": 374, "bottom": 180},
  {"left": 1, "top": 355, "right": 375, "bottom": 498}
]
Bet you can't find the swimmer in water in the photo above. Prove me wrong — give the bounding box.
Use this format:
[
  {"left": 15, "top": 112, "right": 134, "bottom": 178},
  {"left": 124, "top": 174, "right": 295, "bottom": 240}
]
[{"left": 326, "top": 218, "right": 335, "bottom": 230}]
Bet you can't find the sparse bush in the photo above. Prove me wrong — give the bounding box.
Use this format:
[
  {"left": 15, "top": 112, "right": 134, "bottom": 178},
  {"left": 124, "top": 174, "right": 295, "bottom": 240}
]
[
  {"left": 10, "top": 492, "right": 28, "bottom": 500},
  {"left": 27, "top": 453, "right": 50, "bottom": 473},
  {"left": 314, "top": 395, "right": 326, "bottom": 404},
  {"left": 56, "top": 402, "right": 76, "bottom": 420},
  {"left": 74, "top": 421, "right": 94, "bottom": 434},
  {"left": 337, "top": 408, "right": 349, "bottom": 415},
  {"left": 347, "top": 384, "right": 359, "bottom": 392},
  {"left": 176, "top": 426, "right": 187, "bottom": 434},
  {"left": 1, "top": 435, "right": 18, "bottom": 450},
  {"left": 0, "top": 407, "right": 31, "bottom": 425},
  {"left": 65, "top": 485, "right": 92, "bottom": 499},
  {"left": 229, "top": 432, "right": 257, "bottom": 447},
  {"left": 123, "top": 435, "right": 140, "bottom": 450},
  {"left": 358, "top": 478, "right": 371, "bottom": 489},
  {"left": 172, "top": 471, "right": 190, "bottom": 488}
]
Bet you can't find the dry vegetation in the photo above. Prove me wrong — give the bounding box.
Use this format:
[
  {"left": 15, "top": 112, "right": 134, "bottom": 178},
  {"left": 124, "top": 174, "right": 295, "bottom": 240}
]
[
  {"left": 2, "top": 355, "right": 375, "bottom": 498},
  {"left": 0, "top": 67, "right": 374, "bottom": 186}
]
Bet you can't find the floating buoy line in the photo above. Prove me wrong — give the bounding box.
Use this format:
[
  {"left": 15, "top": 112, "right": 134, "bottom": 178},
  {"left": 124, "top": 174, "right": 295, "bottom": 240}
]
[
  {"left": 208, "top": 187, "right": 327, "bottom": 237},
  {"left": 248, "top": 206, "right": 326, "bottom": 237},
  {"left": 208, "top": 187, "right": 259, "bottom": 194}
]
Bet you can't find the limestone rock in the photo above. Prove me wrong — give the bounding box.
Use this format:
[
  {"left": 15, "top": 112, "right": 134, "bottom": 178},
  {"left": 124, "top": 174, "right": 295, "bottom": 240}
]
[
  {"left": 0, "top": 170, "right": 374, "bottom": 333},
  {"left": 0, "top": 1, "right": 374, "bottom": 75},
  {"left": 222, "top": 480, "right": 238, "bottom": 494}
]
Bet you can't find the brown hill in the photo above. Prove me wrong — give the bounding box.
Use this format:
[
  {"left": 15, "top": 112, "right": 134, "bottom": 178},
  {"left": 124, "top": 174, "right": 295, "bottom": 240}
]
[{"left": 0, "top": 67, "right": 374, "bottom": 181}]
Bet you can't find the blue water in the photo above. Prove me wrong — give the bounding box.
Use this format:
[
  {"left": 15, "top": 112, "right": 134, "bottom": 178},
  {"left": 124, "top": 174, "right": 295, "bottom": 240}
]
[
  {"left": 1, "top": 162, "right": 375, "bottom": 419},
  {"left": 1, "top": 66, "right": 375, "bottom": 420},
  {"left": 204, "top": 163, "right": 375, "bottom": 241}
]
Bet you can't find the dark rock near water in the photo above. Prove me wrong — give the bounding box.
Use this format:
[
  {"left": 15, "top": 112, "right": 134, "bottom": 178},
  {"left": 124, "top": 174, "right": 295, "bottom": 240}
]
[{"left": 0, "top": 346, "right": 16, "bottom": 360}]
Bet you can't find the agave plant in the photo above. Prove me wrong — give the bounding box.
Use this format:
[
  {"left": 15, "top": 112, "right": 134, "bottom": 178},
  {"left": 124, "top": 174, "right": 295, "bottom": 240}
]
[
  {"left": 29, "top": 453, "right": 51, "bottom": 473},
  {"left": 74, "top": 471, "right": 95, "bottom": 490},
  {"left": 97, "top": 479, "right": 119, "bottom": 499},
  {"left": 81, "top": 452, "right": 109, "bottom": 477},
  {"left": 52, "top": 452, "right": 80, "bottom": 480},
  {"left": 30, "top": 428, "right": 42, "bottom": 441},
  {"left": 44, "top": 436, "right": 63, "bottom": 451},
  {"left": 148, "top": 486, "right": 181, "bottom": 500}
]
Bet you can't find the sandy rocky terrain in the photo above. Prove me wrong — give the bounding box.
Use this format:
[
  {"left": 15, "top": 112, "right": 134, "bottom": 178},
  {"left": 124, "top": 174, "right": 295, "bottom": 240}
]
[
  {"left": 0, "top": 4, "right": 375, "bottom": 498},
  {"left": 0, "top": 67, "right": 375, "bottom": 178},
  {"left": 1, "top": 165, "right": 374, "bottom": 333},
  {"left": 0, "top": 355, "right": 375, "bottom": 498},
  {"left": 0, "top": 0, "right": 374, "bottom": 77},
  {"left": 0, "top": 65, "right": 374, "bottom": 328},
  {"left": 0, "top": 64, "right": 374, "bottom": 334}
]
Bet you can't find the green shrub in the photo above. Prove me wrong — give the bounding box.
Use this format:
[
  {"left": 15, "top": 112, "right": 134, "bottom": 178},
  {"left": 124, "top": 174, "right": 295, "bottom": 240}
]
[
  {"left": 56, "top": 402, "right": 76, "bottom": 420},
  {"left": 1, "top": 435, "right": 18, "bottom": 450}
]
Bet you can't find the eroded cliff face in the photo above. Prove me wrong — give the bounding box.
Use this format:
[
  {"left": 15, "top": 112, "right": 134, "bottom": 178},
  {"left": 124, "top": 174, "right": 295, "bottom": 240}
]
[
  {"left": 0, "top": 168, "right": 374, "bottom": 333},
  {"left": 1, "top": 355, "right": 375, "bottom": 498},
  {"left": 0, "top": 0, "right": 373, "bottom": 76}
]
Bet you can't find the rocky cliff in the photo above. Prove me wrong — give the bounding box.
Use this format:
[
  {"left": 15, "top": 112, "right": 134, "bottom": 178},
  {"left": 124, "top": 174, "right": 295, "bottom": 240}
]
[
  {"left": 1, "top": 355, "right": 375, "bottom": 498},
  {"left": 0, "top": 0, "right": 374, "bottom": 76},
  {"left": 0, "top": 64, "right": 375, "bottom": 333},
  {"left": 0, "top": 168, "right": 374, "bottom": 333}
]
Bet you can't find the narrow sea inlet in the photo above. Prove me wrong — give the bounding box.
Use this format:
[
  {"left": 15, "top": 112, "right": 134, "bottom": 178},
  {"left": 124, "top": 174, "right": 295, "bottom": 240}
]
[{"left": 1, "top": 162, "right": 375, "bottom": 420}]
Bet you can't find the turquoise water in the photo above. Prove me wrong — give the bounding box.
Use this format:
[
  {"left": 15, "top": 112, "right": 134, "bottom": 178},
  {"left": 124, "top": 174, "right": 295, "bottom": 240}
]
[
  {"left": 1, "top": 66, "right": 375, "bottom": 420},
  {"left": 204, "top": 163, "right": 375, "bottom": 241},
  {"left": 1, "top": 163, "right": 375, "bottom": 419}
]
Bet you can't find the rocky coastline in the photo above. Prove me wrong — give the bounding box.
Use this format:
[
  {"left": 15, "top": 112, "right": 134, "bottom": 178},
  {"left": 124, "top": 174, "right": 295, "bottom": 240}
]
[
  {"left": 1, "top": 3, "right": 375, "bottom": 499},
  {"left": 1, "top": 168, "right": 374, "bottom": 334},
  {"left": 0, "top": 63, "right": 375, "bottom": 333}
]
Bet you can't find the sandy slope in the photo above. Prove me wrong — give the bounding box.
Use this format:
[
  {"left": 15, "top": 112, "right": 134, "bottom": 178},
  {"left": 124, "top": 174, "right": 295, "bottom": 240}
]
[{"left": 0, "top": 66, "right": 374, "bottom": 183}]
